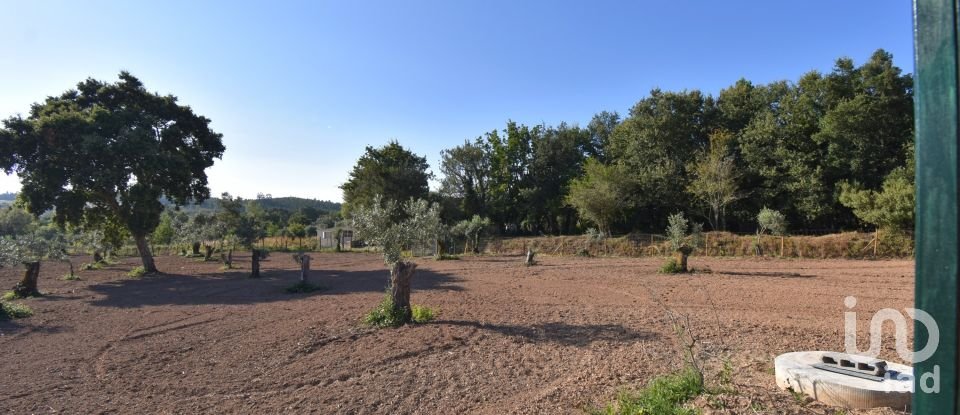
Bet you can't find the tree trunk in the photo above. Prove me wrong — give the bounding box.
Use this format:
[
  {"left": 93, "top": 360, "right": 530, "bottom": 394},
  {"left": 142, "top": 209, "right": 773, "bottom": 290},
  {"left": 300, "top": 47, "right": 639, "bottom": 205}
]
[
  {"left": 204, "top": 245, "right": 213, "bottom": 261},
  {"left": 192, "top": 242, "right": 201, "bottom": 256},
  {"left": 675, "top": 246, "right": 692, "bottom": 273},
  {"left": 251, "top": 249, "right": 261, "bottom": 278},
  {"left": 13, "top": 262, "right": 41, "bottom": 297},
  {"left": 525, "top": 248, "right": 536, "bottom": 266},
  {"left": 300, "top": 254, "right": 310, "bottom": 283},
  {"left": 93, "top": 251, "right": 103, "bottom": 263},
  {"left": 389, "top": 261, "right": 416, "bottom": 322},
  {"left": 134, "top": 234, "right": 158, "bottom": 273},
  {"left": 473, "top": 234, "right": 481, "bottom": 254}
]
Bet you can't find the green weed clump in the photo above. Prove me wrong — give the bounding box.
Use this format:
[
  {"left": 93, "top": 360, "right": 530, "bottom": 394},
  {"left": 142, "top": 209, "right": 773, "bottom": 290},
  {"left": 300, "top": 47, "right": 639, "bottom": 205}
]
[
  {"left": 659, "top": 258, "right": 683, "bottom": 274},
  {"left": 82, "top": 262, "right": 104, "bottom": 271},
  {"left": 1, "top": 291, "right": 19, "bottom": 301},
  {"left": 592, "top": 368, "right": 704, "bottom": 415},
  {"left": 411, "top": 305, "right": 437, "bottom": 323},
  {"left": 364, "top": 294, "right": 408, "bottom": 328},
  {"left": 434, "top": 254, "right": 460, "bottom": 261},
  {"left": 62, "top": 274, "right": 81, "bottom": 281},
  {"left": 363, "top": 293, "right": 438, "bottom": 328},
  {"left": 127, "top": 266, "right": 147, "bottom": 278},
  {"left": 0, "top": 301, "right": 34, "bottom": 320}
]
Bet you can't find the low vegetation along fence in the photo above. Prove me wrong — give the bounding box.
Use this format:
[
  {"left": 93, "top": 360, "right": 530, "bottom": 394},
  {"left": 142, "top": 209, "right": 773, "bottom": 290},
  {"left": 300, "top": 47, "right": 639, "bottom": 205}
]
[{"left": 484, "top": 231, "right": 914, "bottom": 259}]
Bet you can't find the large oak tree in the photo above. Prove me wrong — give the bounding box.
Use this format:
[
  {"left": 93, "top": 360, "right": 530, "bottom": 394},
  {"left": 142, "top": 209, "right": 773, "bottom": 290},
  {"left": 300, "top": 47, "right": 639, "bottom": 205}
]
[{"left": 0, "top": 72, "right": 225, "bottom": 273}]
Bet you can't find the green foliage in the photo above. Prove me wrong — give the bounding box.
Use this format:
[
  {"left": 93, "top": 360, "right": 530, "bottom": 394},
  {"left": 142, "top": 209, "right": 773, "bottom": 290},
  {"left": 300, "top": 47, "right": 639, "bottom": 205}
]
[
  {"left": 82, "top": 262, "right": 104, "bottom": 271},
  {"left": 363, "top": 294, "right": 409, "bottom": 328},
  {"left": 1, "top": 291, "right": 18, "bottom": 301},
  {"left": 839, "top": 168, "right": 914, "bottom": 230},
  {"left": 285, "top": 281, "right": 323, "bottom": 294},
  {"left": 687, "top": 130, "right": 741, "bottom": 231},
  {"left": 434, "top": 254, "right": 460, "bottom": 261},
  {"left": 0, "top": 72, "right": 225, "bottom": 272},
  {"left": 757, "top": 207, "right": 788, "bottom": 236},
  {"left": 62, "top": 274, "right": 81, "bottom": 281},
  {"left": 666, "top": 213, "right": 703, "bottom": 252},
  {"left": 659, "top": 258, "right": 683, "bottom": 274},
  {"left": 127, "top": 266, "right": 147, "bottom": 278},
  {"left": 0, "top": 230, "right": 68, "bottom": 266},
  {"left": 0, "top": 206, "right": 36, "bottom": 236},
  {"left": 566, "top": 159, "right": 630, "bottom": 236},
  {"left": 411, "top": 305, "right": 437, "bottom": 323},
  {"left": 0, "top": 301, "right": 34, "bottom": 320},
  {"left": 352, "top": 196, "right": 444, "bottom": 265},
  {"left": 340, "top": 141, "right": 432, "bottom": 216},
  {"left": 451, "top": 215, "right": 491, "bottom": 253},
  {"left": 591, "top": 368, "right": 704, "bottom": 415}
]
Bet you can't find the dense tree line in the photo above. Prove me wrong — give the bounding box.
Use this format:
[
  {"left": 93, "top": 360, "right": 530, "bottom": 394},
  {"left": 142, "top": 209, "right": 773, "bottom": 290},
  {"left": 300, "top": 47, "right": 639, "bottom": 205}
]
[{"left": 344, "top": 49, "right": 914, "bottom": 236}]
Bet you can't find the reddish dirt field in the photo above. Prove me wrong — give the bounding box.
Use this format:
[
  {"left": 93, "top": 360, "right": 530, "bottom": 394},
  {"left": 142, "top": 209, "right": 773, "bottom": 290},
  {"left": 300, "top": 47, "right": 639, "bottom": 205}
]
[{"left": 0, "top": 253, "right": 914, "bottom": 414}]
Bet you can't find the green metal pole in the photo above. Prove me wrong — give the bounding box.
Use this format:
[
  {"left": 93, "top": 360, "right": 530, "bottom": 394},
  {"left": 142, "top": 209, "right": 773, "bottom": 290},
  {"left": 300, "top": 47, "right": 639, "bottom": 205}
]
[{"left": 914, "top": 0, "right": 960, "bottom": 412}]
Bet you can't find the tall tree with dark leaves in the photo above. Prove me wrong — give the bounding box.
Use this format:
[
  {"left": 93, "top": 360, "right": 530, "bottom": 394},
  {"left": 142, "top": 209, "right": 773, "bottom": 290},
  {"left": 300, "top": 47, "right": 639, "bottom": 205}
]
[
  {"left": 0, "top": 72, "right": 225, "bottom": 273},
  {"left": 340, "top": 141, "right": 432, "bottom": 217},
  {"left": 440, "top": 138, "right": 492, "bottom": 219}
]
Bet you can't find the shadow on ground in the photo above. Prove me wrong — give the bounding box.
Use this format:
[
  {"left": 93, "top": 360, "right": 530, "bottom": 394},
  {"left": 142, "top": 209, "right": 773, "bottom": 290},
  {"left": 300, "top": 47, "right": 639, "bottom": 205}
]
[
  {"left": 86, "top": 258, "right": 464, "bottom": 308},
  {"left": 436, "top": 319, "right": 659, "bottom": 347}
]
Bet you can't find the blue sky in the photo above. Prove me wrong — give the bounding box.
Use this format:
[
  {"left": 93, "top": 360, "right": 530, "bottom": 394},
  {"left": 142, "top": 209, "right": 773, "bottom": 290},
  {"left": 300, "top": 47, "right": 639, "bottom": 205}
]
[{"left": 0, "top": 0, "right": 914, "bottom": 202}]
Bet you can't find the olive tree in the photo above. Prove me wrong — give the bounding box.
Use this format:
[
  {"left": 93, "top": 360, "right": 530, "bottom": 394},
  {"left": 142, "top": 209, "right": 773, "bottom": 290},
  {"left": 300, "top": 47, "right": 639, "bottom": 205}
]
[
  {"left": 0, "top": 72, "right": 225, "bottom": 274},
  {"left": 0, "top": 231, "right": 67, "bottom": 298},
  {"left": 665, "top": 212, "right": 703, "bottom": 273},
  {"left": 352, "top": 196, "right": 443, "bottom": 324},
  {"left": 451, "top": 215, "right": 491, "bottom": 254},
  {"left": 756, "top": 207, "right": 788, "bottom": 255}
]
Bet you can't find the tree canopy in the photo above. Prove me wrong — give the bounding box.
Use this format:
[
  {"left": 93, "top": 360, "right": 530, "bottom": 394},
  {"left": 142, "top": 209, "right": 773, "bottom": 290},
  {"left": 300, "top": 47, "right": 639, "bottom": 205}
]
[{"left": 0, "top": 72, "right": 225, "bottom": 272}]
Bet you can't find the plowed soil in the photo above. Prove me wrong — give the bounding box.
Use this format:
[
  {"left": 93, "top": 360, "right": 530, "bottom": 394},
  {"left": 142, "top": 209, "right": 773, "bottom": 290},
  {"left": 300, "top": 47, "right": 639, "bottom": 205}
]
[{"left": 0, "top": 253, "right": 914, "bottom": 414}]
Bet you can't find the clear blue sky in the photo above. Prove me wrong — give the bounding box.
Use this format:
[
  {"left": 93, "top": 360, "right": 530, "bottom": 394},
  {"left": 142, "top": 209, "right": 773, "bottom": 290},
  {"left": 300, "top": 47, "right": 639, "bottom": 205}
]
[{"left": 0, "top": 0, "right": 914, "bottom": 202}]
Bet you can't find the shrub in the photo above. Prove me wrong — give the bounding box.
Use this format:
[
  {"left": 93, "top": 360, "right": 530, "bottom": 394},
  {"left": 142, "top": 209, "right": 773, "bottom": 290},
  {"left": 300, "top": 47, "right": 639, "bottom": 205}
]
[
  {"left": 285, "top": 281, "right": 323, "bottom": 294},
  {"left": 591, "top": 368, "right": 703, "bottom": 415},
  {"left": 127, "top": 266, "right": 147, "bottom": 278},
  {"left": 0, "top": 301, "right": 34, "bottom": 320},
  {"left": 82, "top": 262, "right": 104, "bottom": 271},
  {"left": 577, "top": 248, "right": 592, "bottom": 257},
  {"left": 434, "top": 254, "right": 460, "bottom": 261},
  {"left": 411, "top": 305, "right": 437, "bottom": 323},
  {"left": 62, "top": 274, "right": 81, "bottom": 281},
  {"left": 659, "top": 258, "right": 683, "bottom": 274},
  {"left": 1, "top": 291, "right": 20, "bottom": 301},
  {"left": 364, "top": 294, "right": 408, "bottom": 328}
]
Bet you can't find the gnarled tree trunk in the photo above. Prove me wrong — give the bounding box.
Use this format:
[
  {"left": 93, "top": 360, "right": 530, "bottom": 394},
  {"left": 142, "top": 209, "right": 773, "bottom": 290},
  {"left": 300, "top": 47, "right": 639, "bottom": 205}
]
[
  {"left": 134, "top": 234, "right": 158, "bottom": 273},
  {"left": 13, "top": 262, "right": 41, "bottom": 297},
  {"left": 250, "top": 249, "right": 260, "bottom": 278},
  {"left": 389, "top": 261, "right": 416, "bottom": 322},
  {"left": 675, "top": 246, "right": 693, "bottom": 273},
  {"left": 525, "top": 248, "right": 536, "bottom": 266},
  {"left": 204, "top": 245, "right": 214, "bottom": 261},
  {"left": 192, "top": 242, "right": 201, "bottom": 256},
  {"left": 299, "top": 254, "right": 310, "bottom": 283},
  {"left": 93, "top": 251, "right": 103, "bottom": 263}
]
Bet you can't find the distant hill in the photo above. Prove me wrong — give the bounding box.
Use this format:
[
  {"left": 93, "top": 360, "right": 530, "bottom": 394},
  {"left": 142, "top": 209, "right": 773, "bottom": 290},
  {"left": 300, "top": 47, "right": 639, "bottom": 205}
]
[
  {"left": 0, "top": 192, "right": 339, "bottom": 213},
  {"left": 165, "top": 196, "right": 341, "bottom": 213}
]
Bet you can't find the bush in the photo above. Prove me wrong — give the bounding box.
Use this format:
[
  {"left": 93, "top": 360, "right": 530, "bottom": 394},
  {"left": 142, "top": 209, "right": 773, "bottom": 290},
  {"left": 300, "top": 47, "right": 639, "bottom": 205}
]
[
  {"left": 127, "top": 266, "right": 147, "bottom": 278},
  {"left": 577, "top": 248, "right": 592, "bottom": 257},
  {"left": 434, "top": 254, "right": 460, "bottom": 261},
  {"left": 1, "top": 291, "right": 19, "bottom": 301},
  {"left": 0, "top": 301, "right": 34, "bottom": 320},
  {"left": 82, "top": 262, "right": 103, "bottom": 271},
  {"left": 62, "top": 274, "right": 81, "bottom": 281},
  {"left": 411, "top": 305, "right": 437, "bottom": 323},
  {"left": 591, "top": 368, "right": 703, "bottom": 415},
  {"left": 364, "top": 294, "right": 408, "bottom": 328},
  {"left": 285, "top": 281, "right": 323, "bottom": 294},
  {"left": 659, "top": 258, "right": 683, "bottom": 274}
]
